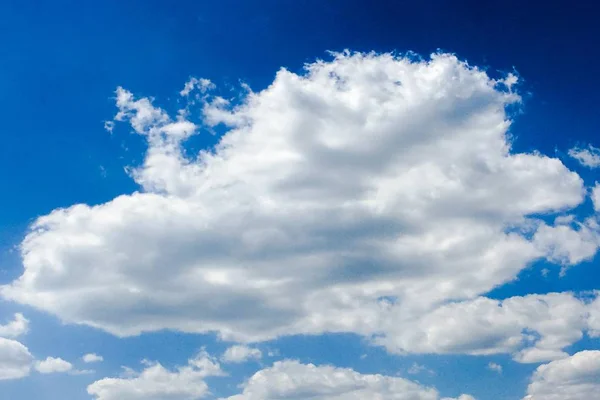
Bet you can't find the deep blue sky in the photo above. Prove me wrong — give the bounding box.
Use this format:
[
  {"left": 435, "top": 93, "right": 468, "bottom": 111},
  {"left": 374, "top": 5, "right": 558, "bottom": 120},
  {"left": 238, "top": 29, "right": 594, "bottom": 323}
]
[
  {"left": 1, "top": 1, "right": 599, "bottom": 399},
  {"left": 1, "top": 0, "right": 599, "bottom": 228}
]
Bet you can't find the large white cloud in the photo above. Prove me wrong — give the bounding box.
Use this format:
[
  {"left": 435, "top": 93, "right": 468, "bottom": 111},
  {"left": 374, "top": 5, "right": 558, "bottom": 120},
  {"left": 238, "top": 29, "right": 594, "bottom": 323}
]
[
  {"left": 2, "top": 52, "right": 598, "bottom": 359},
  {"left": 523, "top": 350, "right": 600, "bottom": 399},
  {"left": 0, "top": 337, "right": 33, "bottom": 380},
  {"left": 224, "top": 360, "right": 473, "bottom": 400},
  {"left": 87, "top": 350, "right": 223, "bottom": 400}
]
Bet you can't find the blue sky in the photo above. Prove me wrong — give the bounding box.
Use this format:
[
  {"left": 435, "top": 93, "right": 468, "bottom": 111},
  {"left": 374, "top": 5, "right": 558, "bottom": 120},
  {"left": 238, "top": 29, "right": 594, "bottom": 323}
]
[{"left": 1, "top": 1, "right": 600, "bottom": 399}]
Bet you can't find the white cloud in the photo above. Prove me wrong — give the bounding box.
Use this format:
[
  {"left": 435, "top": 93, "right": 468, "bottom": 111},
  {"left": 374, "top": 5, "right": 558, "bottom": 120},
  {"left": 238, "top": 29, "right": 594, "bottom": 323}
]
[
  {"left": 585, "top": 292, "right": 600, "bottom": 338},
  {"left": 221, "top": 345, "right": 262, "bottom": 364},
  {"left": 224, "top": 360, "right": 473, "bottom": 400},
  {"left": 180, "top": 77, "right": 214, "bottom": 96},
  {"left": 375, "top": 292, "right": 591, "bottom": 363},
  {"left": 568, "top": 144, "right": 600, "bottom": 168},
  {"left": 87, "top": 349, "right": 223, "bottom": 400},
  {"left": 1, "top": 52, "right": 596, "bottom": 360},
  {"left": 407, "top": 362, "right": 434, "bottom": 375},
  {"left": 83, "top": 353, "right": 104, "bottom": 363},
  {"left": 487, "top": 362, "right": 502, "bottom": 373},
  {"left": 533, "top": 220, "right": 599, "bottom": 270},
  {"left": 0, "top": 313, "right": 29, "bottom": 338},
  {"left": 34, "top": 356, "right": 73, "bottom": 374},
  {"left": 0, "top": 337, "right": 33, "bottom": 380},
  {"left": 592, "top": 183, "right": 600, "bottom": 212},
  {"left": 523, "top": 351, "right": 600, "bottom": 400}
]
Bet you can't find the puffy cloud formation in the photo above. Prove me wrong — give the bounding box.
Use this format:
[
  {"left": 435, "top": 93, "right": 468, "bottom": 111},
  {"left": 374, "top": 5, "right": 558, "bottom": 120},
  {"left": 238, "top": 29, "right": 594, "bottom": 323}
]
[
  {"left": 221, "top": 345, "right": 262, "bottom": 364},
  {"left": 0, "top": 337, "right": 33, "bottom": 380},
  {"left": 34, "top": 356, "right": 73, "bottom": 374},
  {"left": 375, "top": 292, "right": 591, "bottom": 363},
  {"left": 225, "top": 360, "right": 474, "bottom": 400},
  {"left": 0, "top": 313, "right": 29, "bottom": 339},
  {"left": 523, "top": 351, "right": 600, "bottom": 400},
  {"left": 2, "top": 52, "right": 599, "bottom": 363},
  {"left": 569, "top": 144, "right": 600, "bottom": 168},
  {"left": 83, "top": 353, "right": 104, "bottom": 363},
  {"left": 87, "top": 350, "right": 223, "bottom": 400}
]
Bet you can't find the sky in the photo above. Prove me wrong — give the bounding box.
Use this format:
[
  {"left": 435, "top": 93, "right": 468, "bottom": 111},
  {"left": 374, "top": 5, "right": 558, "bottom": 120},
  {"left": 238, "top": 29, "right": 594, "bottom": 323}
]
[{"left": 1, "top": 1, "right": 600, "bottom": 399}]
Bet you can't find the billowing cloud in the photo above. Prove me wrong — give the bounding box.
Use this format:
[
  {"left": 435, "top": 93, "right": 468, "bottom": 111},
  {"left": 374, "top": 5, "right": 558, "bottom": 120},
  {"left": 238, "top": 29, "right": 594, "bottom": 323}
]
[
  {"left": 83, "top": 353, "right": 104, "bottom": 363},
  {"left": 221, "top": 345, "right": 262, "bottom": 364},
  {"left": 0, "top": 337, "right": 33, "bottom": 380},
  {"left": 87, "top": 350, "right": 223, "bottom": 400},
  {"left": 0, "top": 313, "right": 29, "bottom": 338},
  {"left": 523, "top": 351, "right": 600, "bottom": 399},
  {"left": 34, "top": 356, "right": 73, "bottom": 374},
  {"left": 224, "top": 360, "right": 474, "bottom": 400},
  {"left": 2, "top": 52, "right": 598, "bottom": 361},
  {"left": 569, "top": 144, "right": 600, "bottom": 168},
  {"left": 375, "top": 292, "right": 591, "bottom": 363}
]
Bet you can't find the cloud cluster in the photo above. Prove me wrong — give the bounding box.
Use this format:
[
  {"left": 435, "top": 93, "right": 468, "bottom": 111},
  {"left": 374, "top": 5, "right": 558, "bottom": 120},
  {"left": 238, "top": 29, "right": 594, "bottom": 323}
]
[
  {"left": 523, "top": 351, "right": 600, "bottom": 399},
  {"left": 224, "top": 360, "right": 474, "bottom": 400},
  {"left": 87, "top": 350, "right": 223, "bottom": 400},
  {"left": 2, "top": 52, "right": 599, "bottom": 366}
]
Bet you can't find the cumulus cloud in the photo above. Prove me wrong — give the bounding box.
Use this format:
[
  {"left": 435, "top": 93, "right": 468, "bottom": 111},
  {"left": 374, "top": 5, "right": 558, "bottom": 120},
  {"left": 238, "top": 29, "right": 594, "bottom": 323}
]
[
  {"left": 523, "top": 351, "right": 600, "bottom": 399},
  {"left": 0, "top": 337, "right": 33, "bottom": 380},
  {"left": 375, "top": 292, "right": 591, "bottom": 363},
  {"left": 87, "top": 349, "right": 224, "bottom": 400},
  {"left": 83, "top": 353, "right": 104, "bottom": 363},
  {"left": 569, "top": 144, "right": 600, "bottom": 168},
  {"left": 2, "top": 52, "right": 598, "bottom": 361},
  {"left": 34, "top": 357, "right": 73, "bottom": 374},
  {"left": 221, "top": 345, "right": 262, "bottom": 364},
  {"left": 0, "top": 313, "right": 29, "bottom": 338},
  {"left": 224, "top": 360, "right": 473, "bottom": 400}
]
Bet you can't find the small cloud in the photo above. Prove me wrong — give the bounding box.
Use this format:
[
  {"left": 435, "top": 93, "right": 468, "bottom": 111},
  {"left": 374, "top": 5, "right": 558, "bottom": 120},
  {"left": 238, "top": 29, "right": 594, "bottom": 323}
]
[
  {"left": 70, "top": 369, "right": 95, "bottom": 375},
  {"left": 568, "top": 144, "right": 600, "bottom": 168},
  {"left": 407, "top": 362, "right": 434, "bottom": 375},
  {"left": 180, "top": 77, "right": 214, "bottom": 97},
  {"left": 221, "top": 344, "right": 262, "bottom": 364},
  {"left": 35, "top": 357, "right": 73, "bottom": 374},
  {"left": 82, "top": 353, "right": 104, "bottom": 364},
  {"left": 592, "top": 183, "right": 600, "bottom": 212},
  {"left": 487, "top": 362, "right": 503, "bottom": 373},
  {"left": 0, "top": 313, "right": 29, "bottom": 339},
  {"left": 266, "top": 348, "right": 280, "bottom": 358},
  {"left": 541, "top": 268, "right": 550, "bottom": 277},
  {"left": 104, "top": 120, "right": 115, "bottom": 133}
]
